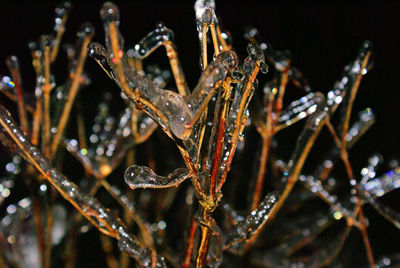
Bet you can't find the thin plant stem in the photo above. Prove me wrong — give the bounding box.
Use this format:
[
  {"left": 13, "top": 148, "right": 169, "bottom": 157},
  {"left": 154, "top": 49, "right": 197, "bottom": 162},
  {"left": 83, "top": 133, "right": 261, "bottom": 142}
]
[
  {"left": 209, "top": 23, "right": 220, "bottom": 56},
  {"left": 182, "top": 218, "right": 197, "bottom": 268},
  {"left": 218, "top": 65, "right": 260, "bottom": 191},
  {"left": 50, "top": 34, "right": 93, "bottom": 157},
  {"left": 201, "top": 23, "right": 208, "bottom": 70},
  {"left": 250, "top": 85, "right": 276, "bottom": 211},
  {"left": 164, "top": 41, "right": 190, "bottom": 96},
  {"left": 42, "top": 45, "right": 52, "bottom": 159},
  {"left": 100, "top": 234, "right": 119, "bottom": 268},
  {"left": 7, "top": 57, "right": 29, "bottom": 135}
]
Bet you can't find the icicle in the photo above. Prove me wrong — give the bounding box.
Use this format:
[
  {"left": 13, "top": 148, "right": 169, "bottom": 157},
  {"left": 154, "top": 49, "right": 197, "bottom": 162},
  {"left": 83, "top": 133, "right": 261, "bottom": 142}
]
[{"left": 125, "top": 165, "right": 190, "bottom": 189}]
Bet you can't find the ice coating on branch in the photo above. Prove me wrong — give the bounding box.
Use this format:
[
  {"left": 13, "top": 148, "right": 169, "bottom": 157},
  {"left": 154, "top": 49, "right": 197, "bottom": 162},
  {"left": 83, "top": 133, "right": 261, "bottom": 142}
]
[
  {"left": 272, "top": 211, "right": 331, "bottom": 256},
  {"left": 327, "top": 41, "right": 372, "bottom": 114},
  {"left": 247, "top": 43, "right": 268, "bottom": 73},
  {"left": 0, "top": 198, "right": 40, "bottom": 267},
  {"left": 68, "top": 22, "right": 94, "bottom": 72},
  {"left": 360, "top": 154, "right": 383, "bottom": 185},
  {"left": 0, "top": 106, "right": 166, "bottom": 267},
  {"left": 358, "top": 182, "right": 400, "bottom": 229},
  {"left": 346, "top": 107, "right": 375, "bottom": 146},
  {"left": 129, "top": 23, "right": 174, "bottom": 59},
  {"left": 287, "top": 66, "right": 312, "bottom": 92},
  {"left": 65, "top": 103, "right": 139, "bottom": 179},
  {"left": 100, "top": 2, "right": 124, "bottom": 55},
  {"left": 87, "top": 42, "right": 116, "bottom": 80},
  {"left": 6, "top": 55, "right": 19, "bottom": 70},
  {"left": 224, "top": 192, "right": 279, "bottom": 248},
  {"left": 0, "top": 76, "right": 15, "bottom": 91},
  {"left": 299, "top": 175, "right": 355, "bottom": 222},
  {"left": 278, "top": 92, "right": 325, "bottom": 128},
  {"left": 190, "top": 64, "right": 224, "bottom": 112},
  {"left": 314, "top": 107, "right": 375, "bottom": 179},
  {"left": 244, "top": 27, "right": 312, "bottom": 92},
  {"left": 190, "top": 51, "right": 237, "bottom": 112},
  {"left": 154, "top": 89, "right": 193, "bottom": 140},
  {"left": 53, "top": 1, "right": 71, "bottom": 31},
  {"left": 115, "top": 78, "right": 192, "bottom": 140},
  {"left": 100, "top": 2, "right": 120, "bottom": 24},
  {"left": 362, "top": 167, "right": 400, "bottom": 198},
  {"left": 124, "top": 165, "right": 190, "bottom": 189},
  {"left": 194, "top": 0, "right": 218, "bottom": 24},
  {"left": 118, "top": 236, "right": 166, "bottom": 268},
  {"left": 77, "top": 22, "right": 95, "bottom": 39},
  {"left": 376, "top": 254, "right": 400, "bottom": 268},
  {"left": 94, "top": 4, "right": 195, "bottom": 140}
]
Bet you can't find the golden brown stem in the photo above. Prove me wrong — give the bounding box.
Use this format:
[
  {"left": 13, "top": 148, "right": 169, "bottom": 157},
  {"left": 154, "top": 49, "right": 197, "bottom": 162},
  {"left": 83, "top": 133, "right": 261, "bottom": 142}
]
[
  {"left": 195, "top": 224, "right": 211, "bottom": 268},
  {"left": 42, "top": 46, "right": 52, "bottom": 159},
  {"left": 248, "top": 110, "right": 329, "bottom": 252},
  {"left": 41, "top": 46, "right": 53, "bottom": 268},
  {"left": 326, "top": 125, "right": 375, "bottom": 265},
  {"left": 98, "top": 176, "right": 155, "bottom": 248},
  {"left": 100, "top": 234, "right": 119, "bottom": 268},
  {"left": 210, "top": 79, "right": 231, "bottom": 198},
  {"left": 216, "top": 25, "right": 230, "bottom": 51},
  {"left": 181, "top": 218, "right": 197, "bottom": 268},
  {"left": 76, "top": 108, "right": 88, "bottom": 151},
  {"left": 164, "top": 41, "right": 190, "bottom": 96},
  {"left": 44, "top": 190, "right": 54, "bottom": 268},
  {"left": 31, "top": 98, "right": 42, "bottom": 146},
  {"left": 190, "top": 84, "right": 220, "bottom": 128},
  {"left": 8, "top": 63, "right": 29, "bottom": 135},
  {"left": 250, "top": 89, "right": 275, "bottom": 210},
  {"left": 108, "top": 21, "right": 205, "bottom": 200},
  {"left": 209, "top": 23, "right": 220, "bottom": 56},
  {"left": 50, "top": 14, "right": 68, "bottom": 63},
  {"left": 201, "top": 23, "right": 208, "bottom": 70},
  {"left": 335, "top": 50, "right": 375, "bottom": 267},
  {"left": 131, "top": 109, "right": 158, "bottom": 144},
  {"left": 340, "top": 51, "right": 371, "bottom": 147},
  {"left": 218, "top": 65, "right": 260, "bottom": 191},
  {"left": 50, "top": 35, "right": 92, "bottom": 157},
  {"left": 275, "top": 62, "right": 290, "bottom": 116},
  {"left": 0, "top": 253, "right": 7, "bottom": 268}
]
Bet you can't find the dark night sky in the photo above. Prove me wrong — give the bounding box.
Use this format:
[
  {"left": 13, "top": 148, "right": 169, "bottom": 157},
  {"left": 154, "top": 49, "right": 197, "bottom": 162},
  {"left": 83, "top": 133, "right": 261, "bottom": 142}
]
[
  {"left": 0, "top": 1, "right": 399, "bottom": 266},
  {"left": 0, "top": 0, "right": 398, "bottom": 158}
]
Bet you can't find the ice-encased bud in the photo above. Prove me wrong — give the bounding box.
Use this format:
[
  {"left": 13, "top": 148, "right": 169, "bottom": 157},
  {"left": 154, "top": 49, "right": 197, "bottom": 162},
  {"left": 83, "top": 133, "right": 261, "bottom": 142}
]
[
  {"left": 247, "top": 43, "right": 268, "bottom": 73},
  {"left": 100, "top": 2, "right": 120, "bottom": 25},
  {"left": 77, "top": 22, "right": 95, "bottom": 38},
  {"left": 156, "top": 90, "right": 193, "bottom": 140},
  {"left": 215, "top": 50, "right": 239, "bottom": 70}
]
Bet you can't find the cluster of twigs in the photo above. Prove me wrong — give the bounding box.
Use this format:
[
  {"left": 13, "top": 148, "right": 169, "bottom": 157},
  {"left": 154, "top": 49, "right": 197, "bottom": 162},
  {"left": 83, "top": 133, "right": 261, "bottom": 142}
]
[{"left": 0, "top": 1, "right": 399, "bottom": 267}]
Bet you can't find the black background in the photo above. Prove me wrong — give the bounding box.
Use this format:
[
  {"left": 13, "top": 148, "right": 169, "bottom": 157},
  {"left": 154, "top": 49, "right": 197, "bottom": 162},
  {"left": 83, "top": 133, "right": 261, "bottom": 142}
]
[
  {"left": 0, "top": 0, "right": 399, "bottom": 267},
  {"left": 0, "top": 0, "right": 398, "bottom": 158}
]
